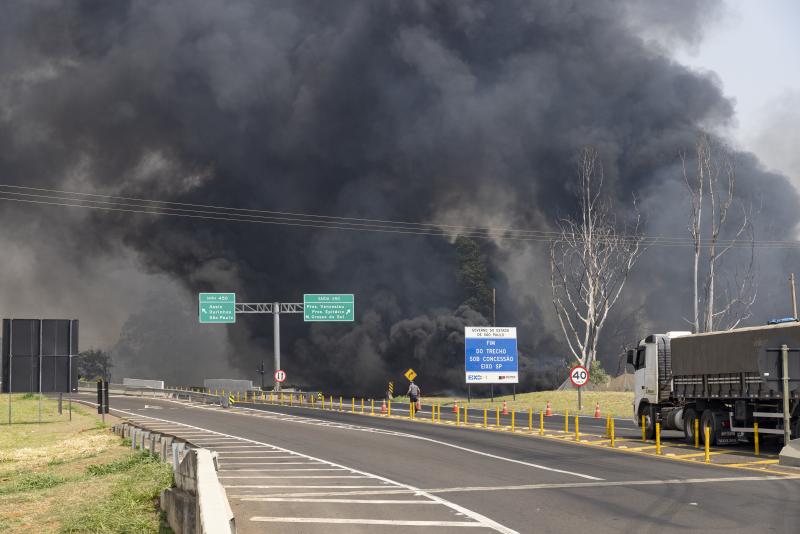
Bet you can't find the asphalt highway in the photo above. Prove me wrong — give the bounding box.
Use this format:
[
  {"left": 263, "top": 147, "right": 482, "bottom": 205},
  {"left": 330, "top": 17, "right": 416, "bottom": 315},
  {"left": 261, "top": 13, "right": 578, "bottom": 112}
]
[{"left": 79, "top": 393, "right": 800, "bottom": 533}]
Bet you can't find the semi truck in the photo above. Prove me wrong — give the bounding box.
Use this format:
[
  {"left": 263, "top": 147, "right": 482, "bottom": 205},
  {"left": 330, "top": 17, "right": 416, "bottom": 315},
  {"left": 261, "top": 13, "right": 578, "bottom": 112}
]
[{"left": 627, "top": 322, "right": 800, "bottom": 445}]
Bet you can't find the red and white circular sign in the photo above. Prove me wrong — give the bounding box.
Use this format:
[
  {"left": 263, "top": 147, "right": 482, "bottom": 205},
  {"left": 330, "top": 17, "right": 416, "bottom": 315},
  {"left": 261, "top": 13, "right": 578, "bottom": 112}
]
[
  {"left": 274, "top": 369, "right": 287, "bottom": 383},
  {"left": 569, "top": 365, "right": 589, "bottom": 387}
]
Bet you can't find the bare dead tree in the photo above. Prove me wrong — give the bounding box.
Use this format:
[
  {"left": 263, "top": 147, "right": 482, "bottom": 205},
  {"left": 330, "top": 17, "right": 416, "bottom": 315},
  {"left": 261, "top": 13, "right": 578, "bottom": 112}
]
[
  {"left": 682, "top": 135, "right": 756, "bottom": 332},
  {"left": 550, "top": 147, "right": 644, "bottom": 370}
]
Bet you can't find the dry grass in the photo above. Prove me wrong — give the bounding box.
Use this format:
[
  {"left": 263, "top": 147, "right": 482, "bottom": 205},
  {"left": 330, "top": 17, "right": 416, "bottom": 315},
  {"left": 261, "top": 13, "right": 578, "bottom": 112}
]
[
  {"left": 0, "top": 395, "right": 172, "bottom": 533},
  {"left": 411, "top": 390, "right": 635, "bottom": 419}
]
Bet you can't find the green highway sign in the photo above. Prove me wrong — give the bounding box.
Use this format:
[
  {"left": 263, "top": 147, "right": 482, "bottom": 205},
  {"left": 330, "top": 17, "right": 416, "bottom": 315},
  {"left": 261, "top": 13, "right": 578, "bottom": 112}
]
[
  {"left": 303, "top": 294, "right": 355, "bottom": 322},
  {"left": 199, "top": 293, "right": 236, "bottom": 323}
]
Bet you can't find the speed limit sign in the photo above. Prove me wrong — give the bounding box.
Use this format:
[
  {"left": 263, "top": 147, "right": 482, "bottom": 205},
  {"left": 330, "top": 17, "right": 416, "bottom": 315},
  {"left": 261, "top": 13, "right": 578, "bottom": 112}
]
[
  {"left": 274, "top": 369, "right": 287, "bottom": 383},
  {"left": 569, "top": 365, "right": 589, "bottom": 387}
]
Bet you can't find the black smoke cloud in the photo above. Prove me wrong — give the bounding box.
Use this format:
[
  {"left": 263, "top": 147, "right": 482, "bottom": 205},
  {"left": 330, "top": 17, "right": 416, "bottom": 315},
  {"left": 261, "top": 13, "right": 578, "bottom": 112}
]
[{"left": 1, "top": 1, "right": 797, "bottom": 393}]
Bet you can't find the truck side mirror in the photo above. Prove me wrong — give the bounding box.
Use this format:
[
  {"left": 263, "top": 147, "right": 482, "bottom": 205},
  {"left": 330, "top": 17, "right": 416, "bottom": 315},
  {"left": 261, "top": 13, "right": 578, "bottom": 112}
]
[{"left": 626, "top": 349, "right": 635, "bottom": 366}]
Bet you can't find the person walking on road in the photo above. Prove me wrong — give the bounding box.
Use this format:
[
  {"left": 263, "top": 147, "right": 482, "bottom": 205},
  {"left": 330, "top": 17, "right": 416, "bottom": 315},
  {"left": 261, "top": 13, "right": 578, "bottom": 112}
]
[{"left": 407, "top": 381, "right": 421, "bottom": 413}]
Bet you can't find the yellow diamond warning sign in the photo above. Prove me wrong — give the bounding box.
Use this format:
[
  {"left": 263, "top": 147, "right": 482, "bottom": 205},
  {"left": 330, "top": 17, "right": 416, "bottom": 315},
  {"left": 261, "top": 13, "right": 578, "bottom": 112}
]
[{"left": 404, "top": 368, "right": 417, "bottom": 381}]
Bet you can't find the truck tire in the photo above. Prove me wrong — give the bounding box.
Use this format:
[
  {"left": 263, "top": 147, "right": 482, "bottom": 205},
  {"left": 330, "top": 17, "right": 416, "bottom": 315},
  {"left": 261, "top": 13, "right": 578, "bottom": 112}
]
[
  {"left": 683, "top": 408, "right": 698, "bottom": 444},
  {"left": 639, "top": 403, "right": 656, "bottom": 440},
  {"left": 700, "top": 410, "right": 719, "bottom": 447}
]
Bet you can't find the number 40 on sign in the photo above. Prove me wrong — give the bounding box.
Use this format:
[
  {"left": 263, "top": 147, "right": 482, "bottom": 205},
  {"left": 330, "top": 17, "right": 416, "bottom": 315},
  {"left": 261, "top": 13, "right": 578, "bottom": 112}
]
[{"left": 569, "top": 365, "right": 589, "bottom": 387}]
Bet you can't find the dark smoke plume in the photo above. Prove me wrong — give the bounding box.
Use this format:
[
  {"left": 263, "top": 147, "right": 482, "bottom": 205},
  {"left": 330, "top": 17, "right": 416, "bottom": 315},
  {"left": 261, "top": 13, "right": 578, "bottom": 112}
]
[{"left": 1, "top": 1, "right": 798, "bottom": 394}]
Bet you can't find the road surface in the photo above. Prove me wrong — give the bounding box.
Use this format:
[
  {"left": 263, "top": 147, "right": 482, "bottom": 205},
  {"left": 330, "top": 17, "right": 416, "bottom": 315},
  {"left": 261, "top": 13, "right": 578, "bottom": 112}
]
[{"left": 78, "top": 393, "right": 800, "bottom": 533}]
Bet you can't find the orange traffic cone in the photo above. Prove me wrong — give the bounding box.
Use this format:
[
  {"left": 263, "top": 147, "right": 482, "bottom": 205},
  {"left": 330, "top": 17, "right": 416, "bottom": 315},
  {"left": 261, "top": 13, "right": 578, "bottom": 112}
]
[
  {"left": 502, "top": 400, "right": 509, "bottom": 416},
  {"left": 381, "top": 399, "right": 387, "bottom": 413},
  {"left": 545, "top": 401, "right": 552, "bottom": 417},
  {"left": 453, "top": 400, "right": 459, "bottom": 413},
  {"left": 594, "top": 402, "right": 601, "bottom": 418}
]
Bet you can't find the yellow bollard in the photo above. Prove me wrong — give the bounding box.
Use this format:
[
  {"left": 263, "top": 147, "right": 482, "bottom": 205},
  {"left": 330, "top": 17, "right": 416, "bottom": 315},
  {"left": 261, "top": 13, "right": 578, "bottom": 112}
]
[
  {"left": 352, "top": 397, "right": 355, "bottom": 413},
  {"left": 704, "top": 425, "right": 710, "bottom": 463},
  {"left": 655, "top": 422, "right": 661, "bottom": 454},
  {"left": 464, "top": 405, "right": 468, "bottom": 425},
  {"left": 496, "top": 407, "right": 500, "bottom": 427},
  {"left": 361, "top": 398, "right": 364, "bottom": 414},
  {"left": 606, "top": 414, "right": 611, "bottom": 438},
  {"left": 574, "top": 416, "right": 579, "bottom": 441},
  {"left": 289, "top": 394, "right": 293, "bottom": 406},
  {"left": 641, "top": 415, "right": 646, "bottom": 441},
  {"left": 456, "top": 407, "right": 460, "bottom": 426},
  {"left": 528, "top": 408, "right": 532, "bottom": 432},
  {"left": 610, "top": 419, "right": 615, "bottom": 448},
  {"left": 694, "top": 418, "right": 699, "bottom": 449},
  {"left": 754, "top": 422, "right": 760, "bottom": 456},
  {"left": 511, "top": 411, "right": 516, "bottom": 432},
  {"left": 565, "top": 408, "right": 569, "bottom": 433},
  {"left": 437, "top": 404, "right": 441, "bottom": 423},
  {"left": 339, "top": 396, "right": 343, "bottom": 411},
  {"left": 483, "top": 408, "right": 488, "bottom": 428},
  {"left": 539, "top": 410, "right": 544, "bottom": 436},
  {"left": 388, "top": 400, "right": 391, "bottom": 417}
]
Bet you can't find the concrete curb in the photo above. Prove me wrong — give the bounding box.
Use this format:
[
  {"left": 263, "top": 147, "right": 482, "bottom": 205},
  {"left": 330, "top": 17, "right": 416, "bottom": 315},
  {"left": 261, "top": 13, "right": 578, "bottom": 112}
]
[
  {"left": 113, "top": 422, "right": 236, "bottom": 534},
  {"left": 780, "top": 438, "right": 800, "bottom": 467}
]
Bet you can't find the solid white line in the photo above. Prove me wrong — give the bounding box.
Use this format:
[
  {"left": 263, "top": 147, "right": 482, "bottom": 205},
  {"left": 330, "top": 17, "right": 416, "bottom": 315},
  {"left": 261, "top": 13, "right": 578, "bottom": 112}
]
[
  {"left": 225, "top": 485, "right": 390, "bottom": 489},
  {"left": 242, "top": 408, "right": 602, "bottom": 481},
  {"left": 219, "top": 475, "right": 368, "bottom": 479},
  {"left": 218, "top": 468, "right": 347, "bottom": 472},
  {"left": 218, "top": 462, "right": 321, "bottom": 465},
  {"left": 238, "top": 497, "right": 435, "bottom": 504},
  {"left": 423, "top": 475, "right": 800, "bottom": 494},
  {"left": 104, "top": 406, "right": 519, "bottom": 534},
  {"left": 249, "top": 517, "right": 483, "bottom": 527}
]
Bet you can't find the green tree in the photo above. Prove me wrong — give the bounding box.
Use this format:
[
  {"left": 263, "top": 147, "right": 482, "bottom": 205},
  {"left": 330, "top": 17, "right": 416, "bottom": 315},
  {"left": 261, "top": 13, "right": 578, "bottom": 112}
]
[
  {"left": 76, "top": 349, "right": 113, "bottom": 381},
  {"left": 454, "top": 236, "right": 493, "bottom": 320},
  {"left": 589, "top": 359, "right": 610, "bottom": 386}
]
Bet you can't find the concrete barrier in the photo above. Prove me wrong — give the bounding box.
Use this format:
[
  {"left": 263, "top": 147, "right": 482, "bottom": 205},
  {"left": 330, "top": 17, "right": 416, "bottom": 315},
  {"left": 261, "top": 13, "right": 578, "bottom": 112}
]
[
  {"left": 779, "top": 438, "right": 800, "bottom": 467},
  {"left": 112, "top": 423, "right": 236, "bottom": 534}
]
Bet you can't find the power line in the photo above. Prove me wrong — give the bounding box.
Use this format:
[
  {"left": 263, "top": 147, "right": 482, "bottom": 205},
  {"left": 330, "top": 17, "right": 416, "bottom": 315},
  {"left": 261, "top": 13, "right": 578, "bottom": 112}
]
[{"left": 0, "top": 183, "right": 792, "bottom": 249}]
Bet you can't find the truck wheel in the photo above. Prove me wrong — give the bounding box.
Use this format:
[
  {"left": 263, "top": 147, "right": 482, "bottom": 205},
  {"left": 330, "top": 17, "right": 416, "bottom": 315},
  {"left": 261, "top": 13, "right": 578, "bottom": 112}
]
[
  {"left": 639, "top": 404, "right": 656, "bottom": 440},
  {"left": 683, "top": 408, "right": 698, "bottom": 444},
  {"left": 700, "top": 410, "right": 718, "bottom": 447}
]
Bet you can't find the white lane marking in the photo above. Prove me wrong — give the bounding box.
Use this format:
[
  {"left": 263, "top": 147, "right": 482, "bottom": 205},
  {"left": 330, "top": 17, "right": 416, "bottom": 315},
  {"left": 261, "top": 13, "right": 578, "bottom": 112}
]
[
  {"left": 422, "top": 475, "right": 800, "bottom": 494},
  {"left": 219, "top": 475, "right": 369, "bottom": 479},
  {"left": 219, "top": 468, "right": 348, "bottom": 472},
  {"left": 249, "top": 517, "right": 485, "bottom": 527},
  {"left": 105, "top": 407, "right": 518, "bottom": 533},
  {"left": 239, "top": 498, "right": 436, "bottom": 504},
  {"left": 217, "top": 462, "right": 321, "bottom": 465},
  {"left": 109, "top": 395, "right": 598, "bottom": 481},
  {"left": 225, "top": 485, "right": 392, "bottom": 489},
  {"left": 244, "top": 407, "right": 602, "bottom": 481}
]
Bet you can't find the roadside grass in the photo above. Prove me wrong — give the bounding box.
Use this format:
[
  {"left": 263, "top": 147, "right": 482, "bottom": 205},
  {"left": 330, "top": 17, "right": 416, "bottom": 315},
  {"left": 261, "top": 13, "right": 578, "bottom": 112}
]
[
  {"left": 0, "top": 395, "right": 173, "bottom": 533},
  {"left": 395, "top": 390, "right": 635, "bottom": 419}
]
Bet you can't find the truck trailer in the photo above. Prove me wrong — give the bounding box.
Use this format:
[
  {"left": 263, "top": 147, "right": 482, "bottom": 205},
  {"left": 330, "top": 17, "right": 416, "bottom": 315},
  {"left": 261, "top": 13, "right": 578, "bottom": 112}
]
[{"left": 627, "top": 322, "right": 800, "bottom": 445}]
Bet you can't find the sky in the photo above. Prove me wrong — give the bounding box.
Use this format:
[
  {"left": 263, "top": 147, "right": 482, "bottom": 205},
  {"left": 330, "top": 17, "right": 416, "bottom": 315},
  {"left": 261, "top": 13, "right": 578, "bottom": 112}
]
[{"left": 674, "top": 0, "right": 800, "bottom": 185}]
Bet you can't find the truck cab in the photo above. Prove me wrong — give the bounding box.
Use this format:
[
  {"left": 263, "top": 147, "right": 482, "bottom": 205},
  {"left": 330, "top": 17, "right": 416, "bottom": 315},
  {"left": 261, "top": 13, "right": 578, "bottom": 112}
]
[{"left": 627, "top": 331, "right": 691, "bottom": 435}]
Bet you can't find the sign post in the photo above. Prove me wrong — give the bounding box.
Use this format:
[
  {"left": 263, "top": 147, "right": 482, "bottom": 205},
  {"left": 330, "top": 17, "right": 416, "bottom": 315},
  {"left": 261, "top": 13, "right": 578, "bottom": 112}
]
[
  {"left": 465, "top": 327, "right": 518, "bottom": 386},
  {"left": 569, "top": 365, "right": 590, "bottom": 410}
]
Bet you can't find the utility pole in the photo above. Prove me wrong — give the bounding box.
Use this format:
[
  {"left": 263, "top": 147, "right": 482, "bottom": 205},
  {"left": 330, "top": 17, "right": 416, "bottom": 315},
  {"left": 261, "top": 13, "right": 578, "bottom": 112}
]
[
  {"left": 791, "top": 273, "right": 798, "bottom": 319},
  {"left": 273, "top": 302, "right": 281, "bottom": 392}
]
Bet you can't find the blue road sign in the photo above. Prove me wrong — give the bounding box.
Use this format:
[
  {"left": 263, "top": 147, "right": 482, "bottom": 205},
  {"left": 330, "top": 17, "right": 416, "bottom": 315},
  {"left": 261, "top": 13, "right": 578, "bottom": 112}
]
[{"left": 464, "top": 327, "right": 518, "bottom": 384}]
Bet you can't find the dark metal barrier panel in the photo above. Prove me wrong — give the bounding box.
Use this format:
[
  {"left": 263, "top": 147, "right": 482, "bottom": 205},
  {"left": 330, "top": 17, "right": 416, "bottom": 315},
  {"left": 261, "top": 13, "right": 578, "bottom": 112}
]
[{"left": 2, "top": 318, "right": 78, "bottom": 393}]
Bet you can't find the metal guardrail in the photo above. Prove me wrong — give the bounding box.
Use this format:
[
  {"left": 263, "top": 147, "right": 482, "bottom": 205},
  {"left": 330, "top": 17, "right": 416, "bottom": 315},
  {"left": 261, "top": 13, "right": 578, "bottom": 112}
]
[{"left": 77, "top": 381, "right": 226, "bottom": 407}]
